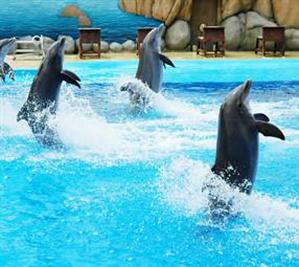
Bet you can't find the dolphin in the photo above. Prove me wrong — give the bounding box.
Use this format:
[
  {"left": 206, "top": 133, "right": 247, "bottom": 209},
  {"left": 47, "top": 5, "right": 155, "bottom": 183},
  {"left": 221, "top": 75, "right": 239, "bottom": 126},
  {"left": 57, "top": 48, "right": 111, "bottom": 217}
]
[
  {"left": 17, "top": 38, "right": 81, "bottom": 147},
  {"left": 212, "top": 80, "right": 285, "bottom": 195},
  {"left": 135, "top": 24, "right": 175, "bottom": 93},
  {"left": 0, "top": 38, "right": 16, "bottom": 82},
  {"left": 121, "top": 24, "right": 175, "bottom": 105}
]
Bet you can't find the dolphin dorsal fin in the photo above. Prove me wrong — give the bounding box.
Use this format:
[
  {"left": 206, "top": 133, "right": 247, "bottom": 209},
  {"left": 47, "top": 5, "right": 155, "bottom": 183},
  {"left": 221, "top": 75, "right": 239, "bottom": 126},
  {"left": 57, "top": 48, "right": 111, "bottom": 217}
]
[
  {"left": 256, "top": 121, "right": 285, "bottom": 140},
  {"left": 61, "top": 70, "right": 81, "bottom": 88},
  {"left": 254, "top": 113, "right": 270, "bottom": 122},
  {"left": 158, "top": 53, "right": 175, "bottom": 68}
]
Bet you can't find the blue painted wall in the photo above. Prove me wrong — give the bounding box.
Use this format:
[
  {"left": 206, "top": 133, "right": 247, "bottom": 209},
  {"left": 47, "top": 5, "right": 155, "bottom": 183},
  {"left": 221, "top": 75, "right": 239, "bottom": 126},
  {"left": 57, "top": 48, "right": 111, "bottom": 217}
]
[{"left": 0, "top": 1, "right": 159, "bottom": 42}]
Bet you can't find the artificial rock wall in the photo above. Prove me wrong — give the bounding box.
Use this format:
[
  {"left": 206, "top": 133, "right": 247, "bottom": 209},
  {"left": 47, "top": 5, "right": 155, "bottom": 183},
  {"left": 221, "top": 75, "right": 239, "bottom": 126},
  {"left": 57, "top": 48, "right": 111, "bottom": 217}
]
[
  {"left": 119, "top": 0, "right": 193, "bottom": 26},
  {"left": 119, "top": 0, "right": 299, "bottom": 50}
]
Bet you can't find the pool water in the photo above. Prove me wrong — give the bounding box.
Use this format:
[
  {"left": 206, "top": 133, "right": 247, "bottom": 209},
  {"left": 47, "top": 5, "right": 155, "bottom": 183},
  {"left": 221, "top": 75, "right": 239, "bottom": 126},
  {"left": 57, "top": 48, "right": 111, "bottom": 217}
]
[{"left": 0, "top": 59, "right": 298, "bottom": 267}]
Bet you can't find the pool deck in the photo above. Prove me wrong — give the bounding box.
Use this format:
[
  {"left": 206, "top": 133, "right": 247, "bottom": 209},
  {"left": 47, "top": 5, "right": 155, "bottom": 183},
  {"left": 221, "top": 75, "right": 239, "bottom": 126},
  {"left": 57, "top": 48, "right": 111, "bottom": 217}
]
[{"left": 7, "top": 51, "right": 299, "bottom": 69}]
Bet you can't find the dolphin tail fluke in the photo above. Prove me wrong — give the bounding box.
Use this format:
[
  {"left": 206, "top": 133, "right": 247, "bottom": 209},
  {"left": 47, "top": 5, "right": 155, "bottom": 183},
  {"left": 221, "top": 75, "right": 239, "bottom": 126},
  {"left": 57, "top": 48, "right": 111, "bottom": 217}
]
[
  {"left": 158, "top": 53, "right": 175, "bottom": 68},
  {"left": 256, "top": 121, "right": 285, "bottom": 140},
  {"left": 61, "top": 70, "right": 81, "bottom": 88}
]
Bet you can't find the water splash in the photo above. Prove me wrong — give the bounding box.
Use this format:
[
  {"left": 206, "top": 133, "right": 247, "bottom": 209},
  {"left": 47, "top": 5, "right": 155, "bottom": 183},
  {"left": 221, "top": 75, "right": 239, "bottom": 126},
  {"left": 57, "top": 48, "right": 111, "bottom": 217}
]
[
  {"left": 157, "top": 157, "right": 299, "bottom": 243},
  {"left": 1, "top": 80, "right": 298, "bottom": 166},
  {"left": 1, "top": 68, "right": 298, "bottom": 266}
]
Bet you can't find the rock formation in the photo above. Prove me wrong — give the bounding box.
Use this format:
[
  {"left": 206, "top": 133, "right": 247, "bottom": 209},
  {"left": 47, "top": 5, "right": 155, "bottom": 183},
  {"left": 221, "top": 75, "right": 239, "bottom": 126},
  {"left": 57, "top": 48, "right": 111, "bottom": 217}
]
[
  {"left": 100, "top": 41, "right": 110, "bottom": 53},
  {"left": 165, "top": 20, "right": 191, "bottom": 50},
  {"left": 119, "top": 0, "right": 192, "bottom": 26},
  {"left": 221, "top": 0, "right": 299, "bottom": 28},
  {"left": 110, "top": 42, "right": 123, "bottom": 52},
  {"left": 119, "top": 0, "right": 299, "bottom": 28},
  {"left": 122, "top": 40, "right": 136, "bottom": 52},
  {"left": 272, "top": 0, "right": 299, "bottom": 28},
  {"left": 119, "top": 0, "right": 299, "bottom": 50}
]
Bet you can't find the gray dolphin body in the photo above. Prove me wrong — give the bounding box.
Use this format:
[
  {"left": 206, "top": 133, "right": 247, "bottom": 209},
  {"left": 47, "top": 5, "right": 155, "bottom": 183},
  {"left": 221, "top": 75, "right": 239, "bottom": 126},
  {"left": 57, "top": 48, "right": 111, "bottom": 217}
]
[
  {"left": 0, "top": 38, "right": 16, "bottom": 82},
  {"left": 135, "top": 24, "right": 175, "bottom": 93},
  {"left": 121, "top": 24, "right": 175, "bottom": 104},
  {"left": 212, "top": 80, "right": 285, "bottom": 194},
  {"left": 17, "top": 38, "right": 81, "bottom": 147}
]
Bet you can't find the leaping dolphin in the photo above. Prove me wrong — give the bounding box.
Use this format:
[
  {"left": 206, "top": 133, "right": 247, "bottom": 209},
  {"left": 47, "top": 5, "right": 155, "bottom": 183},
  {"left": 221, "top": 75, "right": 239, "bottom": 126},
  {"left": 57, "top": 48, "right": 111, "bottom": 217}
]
[
  {"left": 135, "top": 24, "right": 175, "bottom": 93},
  {"left": 17, "top": 38, "right": 81, "bottom": 147},
  {"left": 212, "top": 80, "right": 285, "bottom": 195},
  {"left": 0, "top": 38, "right": 16, "bottom": 82},
  {"left": 121, "top": 24, "right": 175, "bottom": 105}
]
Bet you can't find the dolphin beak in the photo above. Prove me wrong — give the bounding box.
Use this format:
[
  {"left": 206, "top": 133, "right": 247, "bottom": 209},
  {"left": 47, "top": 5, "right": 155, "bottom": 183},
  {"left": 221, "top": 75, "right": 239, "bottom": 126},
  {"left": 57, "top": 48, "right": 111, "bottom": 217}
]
[
  {"left": 240, "top": 80, "right": 252, "bottom": 105},
  {"left": 156, "top": 24, "right": 166, "bottom": 38},
  {"left": 0, "top": 38, "right": 16, "bottom": 49},
  {"left": 58, "top": 37, "right": 66, "bottom": 53},
  {"left": 8, "top": 38, "right": 16, "bottom": 46},
  {"left": 148, "top": 24, "right": 165, "bottom": 48},
  {"left": 50, "top": 37, "right": 66, "bottom": 56},
  {"left": 243, "top": 80, "right": 251, "bottom": 95},
  {"left": 59, "top": 37, "right": 66, "bottom": 47}
]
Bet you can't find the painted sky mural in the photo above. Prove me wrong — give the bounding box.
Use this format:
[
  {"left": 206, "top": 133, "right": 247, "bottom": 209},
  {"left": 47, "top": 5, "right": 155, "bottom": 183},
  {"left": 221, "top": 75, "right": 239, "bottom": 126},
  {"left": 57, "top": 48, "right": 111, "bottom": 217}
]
[{"left": 0, "top": 1, "right": 159, "bottom": 42}]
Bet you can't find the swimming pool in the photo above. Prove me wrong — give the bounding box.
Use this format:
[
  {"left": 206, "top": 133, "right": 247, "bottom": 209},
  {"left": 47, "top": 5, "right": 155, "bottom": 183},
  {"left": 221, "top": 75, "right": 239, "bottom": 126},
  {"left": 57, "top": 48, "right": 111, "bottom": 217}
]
[{"left": 0, "top": 59, "right": 298, "bottom": 266}]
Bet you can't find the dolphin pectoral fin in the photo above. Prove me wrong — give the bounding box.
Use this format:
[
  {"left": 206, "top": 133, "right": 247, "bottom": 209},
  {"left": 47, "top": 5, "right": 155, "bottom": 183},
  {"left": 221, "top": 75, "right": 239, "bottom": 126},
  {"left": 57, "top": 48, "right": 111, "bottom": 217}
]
[
  {"left": 61, "top": 71, "right": 81, "bottom": 88},
  {"left": 61, "top": 70, "right": 81, "bottom": 81},
  {"left": 254, "top": 113, "right": 270, "bottom": 122},
  {"left": 256, "top": 121, "right": 285, "bottom": 140},
  {"left": 158, "top": 53, "right": 175, "bottom": 68}
]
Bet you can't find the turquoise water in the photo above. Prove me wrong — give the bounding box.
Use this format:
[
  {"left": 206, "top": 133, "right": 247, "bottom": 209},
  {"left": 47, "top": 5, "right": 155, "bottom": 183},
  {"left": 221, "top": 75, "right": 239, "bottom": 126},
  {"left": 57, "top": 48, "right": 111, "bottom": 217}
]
[
  {"left": 0, "top": 59, "right": 299, "bottom": 266},
  {"left": 0, "top": 0, "right": 159, "bottom": 42}
]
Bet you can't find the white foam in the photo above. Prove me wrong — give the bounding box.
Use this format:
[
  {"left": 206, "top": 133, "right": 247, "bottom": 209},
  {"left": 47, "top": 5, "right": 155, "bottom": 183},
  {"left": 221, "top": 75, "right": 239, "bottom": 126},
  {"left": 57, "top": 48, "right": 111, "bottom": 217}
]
[
  {"left": 1, "top": 80, "right": 298, "bottom": 166},
  {"left": 157, "top": 157, "right": 299, "bottom": 243},
  {"left": 56, "top": 89, "right": 123, "bottom": 153},
  {"left": 0, "top": 99, "right": 30, "bottom": 136}
]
